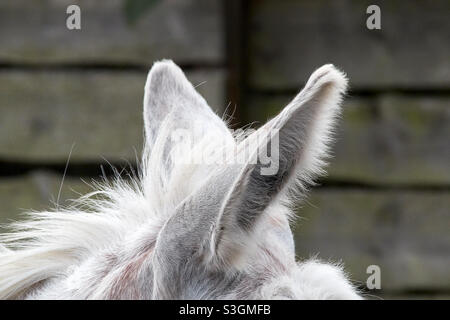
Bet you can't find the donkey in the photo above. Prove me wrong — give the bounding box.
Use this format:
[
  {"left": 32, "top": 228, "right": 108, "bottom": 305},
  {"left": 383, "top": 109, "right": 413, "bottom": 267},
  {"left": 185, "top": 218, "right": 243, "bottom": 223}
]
[{"left": 0, "top": 60, "right": 361, "bottom": 299}]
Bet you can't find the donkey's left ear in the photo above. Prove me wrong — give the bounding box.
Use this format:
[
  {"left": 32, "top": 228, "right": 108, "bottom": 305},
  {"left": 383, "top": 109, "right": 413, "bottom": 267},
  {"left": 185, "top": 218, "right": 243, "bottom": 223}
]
[
  {"left": 143, "top": 60, "right": 230, "bottom": 149},
  {"left": 209, "top": 64, "right": 348, "bottom": 268}
]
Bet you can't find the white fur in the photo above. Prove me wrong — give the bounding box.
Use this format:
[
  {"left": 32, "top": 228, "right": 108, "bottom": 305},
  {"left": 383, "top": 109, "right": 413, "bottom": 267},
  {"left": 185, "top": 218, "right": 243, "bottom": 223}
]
[{"left": 0, "top": 60, "right": 361, "bottom": 300}]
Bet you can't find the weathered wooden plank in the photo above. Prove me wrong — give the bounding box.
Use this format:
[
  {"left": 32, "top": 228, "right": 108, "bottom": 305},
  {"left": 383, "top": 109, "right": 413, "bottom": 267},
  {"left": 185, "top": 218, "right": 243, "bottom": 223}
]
[
  {"left": 0, "top": 172, "right": 92, "bottom": 229},
  {"left": 249, "top": 0, "right": 450, "bottom": 89},
  {"left": 294, "top": 189, "right": 450, "bottom": 292},
  {"left": 0, "top": 0, "right": 223, "bottom": 64},
  {"left": 0, "top": 69, "right": 226, "bottom": 162},
  {"left": 247, "top": 94, "right": 450, "bottom": 185}
]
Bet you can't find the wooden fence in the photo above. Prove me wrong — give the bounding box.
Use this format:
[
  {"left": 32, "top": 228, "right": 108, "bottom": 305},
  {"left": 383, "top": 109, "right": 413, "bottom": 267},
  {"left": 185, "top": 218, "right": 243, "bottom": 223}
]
[{"left": 0, "top": 0, "right": 449, "bottom": 299}]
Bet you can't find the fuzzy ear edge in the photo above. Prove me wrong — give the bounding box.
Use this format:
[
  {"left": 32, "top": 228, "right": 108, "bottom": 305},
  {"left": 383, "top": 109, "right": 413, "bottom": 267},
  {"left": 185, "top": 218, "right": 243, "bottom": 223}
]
[
  {"left": 143, "top": 59, "right": 231, "bottom": 149},
  {"left": 208, "top": 64, "right": 348, "bottom": 269}
]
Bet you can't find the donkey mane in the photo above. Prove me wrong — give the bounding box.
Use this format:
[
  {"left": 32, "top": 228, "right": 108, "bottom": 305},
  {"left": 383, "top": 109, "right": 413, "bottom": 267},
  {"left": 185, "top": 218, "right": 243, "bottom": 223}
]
[
  {"left": 0, "top": 60, "right": 360, "bottom": 300},
  {"left": 0, "top": 131, "right": 226, "bottom": 298}
]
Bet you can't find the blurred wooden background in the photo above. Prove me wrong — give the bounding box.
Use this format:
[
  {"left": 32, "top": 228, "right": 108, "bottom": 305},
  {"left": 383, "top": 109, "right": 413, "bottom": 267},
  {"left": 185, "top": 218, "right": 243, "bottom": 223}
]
[{"left": 0, "top": 0, "right": 449, "bottom": 299}]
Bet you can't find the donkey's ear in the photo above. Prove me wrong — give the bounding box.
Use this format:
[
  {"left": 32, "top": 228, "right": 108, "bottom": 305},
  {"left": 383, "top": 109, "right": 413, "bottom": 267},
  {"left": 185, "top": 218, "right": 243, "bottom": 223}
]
[
  {"left": 143, "top": 60, "right": 230, "bottom": 149},
  {"left": 210, "top": 64, "right": 348, "bottom": 267}
]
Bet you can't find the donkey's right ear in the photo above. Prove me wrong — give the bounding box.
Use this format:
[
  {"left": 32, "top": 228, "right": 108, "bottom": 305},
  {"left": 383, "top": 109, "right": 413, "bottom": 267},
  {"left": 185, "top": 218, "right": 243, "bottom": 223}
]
[
  {"left": 143, "top": 60, "right": 230, "bottom": 149},
  {"left": 208, "top": 64, "right": 348, "bottom": 269}
]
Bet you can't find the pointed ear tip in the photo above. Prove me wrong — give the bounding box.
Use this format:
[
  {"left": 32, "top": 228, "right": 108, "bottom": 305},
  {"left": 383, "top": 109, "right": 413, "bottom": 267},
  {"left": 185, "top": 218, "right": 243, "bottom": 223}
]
[
  {"left": 145, "top": 59, "right": 183, "bottom": 88},
  {"left": 312, "top": 64, "right": 349, "bottom": 92}
]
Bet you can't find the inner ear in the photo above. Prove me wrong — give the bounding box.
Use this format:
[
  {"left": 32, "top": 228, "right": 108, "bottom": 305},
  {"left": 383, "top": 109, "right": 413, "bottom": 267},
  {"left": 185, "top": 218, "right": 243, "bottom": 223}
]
[
  {"left": 143, "top": 60, "right": 231, "bottom": 151},
  {"left": 209, "top": 64, "right": 348, "bottom": 268},
  {"left": 142, "top": 60, "right": 235, "bottom": 188}
]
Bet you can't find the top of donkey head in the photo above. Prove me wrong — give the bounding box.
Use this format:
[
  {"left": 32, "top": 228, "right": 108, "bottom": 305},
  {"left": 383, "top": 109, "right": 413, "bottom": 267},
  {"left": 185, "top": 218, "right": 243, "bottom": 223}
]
[
  {"left": 143, "top": 60, "right": 349, "bottom": 299},
  {"left": 0, "top": 60, "right": 358, "bottom": 300}
]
